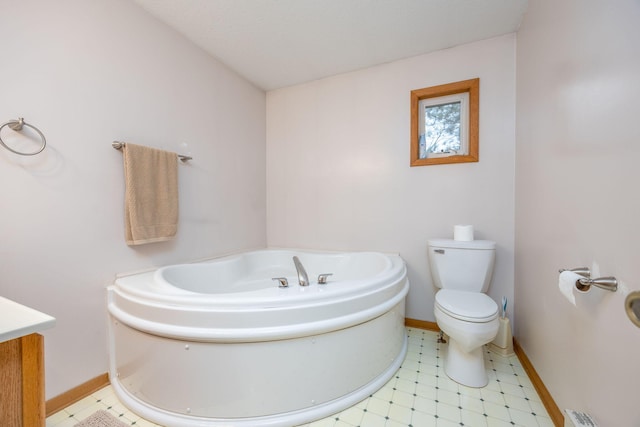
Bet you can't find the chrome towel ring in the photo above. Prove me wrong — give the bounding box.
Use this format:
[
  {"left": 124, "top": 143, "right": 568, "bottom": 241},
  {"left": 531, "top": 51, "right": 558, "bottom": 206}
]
[{"left": 0, "top": 117, "right": 46, "bottom": 156}]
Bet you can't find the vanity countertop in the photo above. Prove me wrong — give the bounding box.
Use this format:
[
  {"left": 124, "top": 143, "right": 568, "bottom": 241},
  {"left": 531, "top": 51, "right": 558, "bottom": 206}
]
[{"left": 0, "top": 296, "right": 55, "bottom": 343}]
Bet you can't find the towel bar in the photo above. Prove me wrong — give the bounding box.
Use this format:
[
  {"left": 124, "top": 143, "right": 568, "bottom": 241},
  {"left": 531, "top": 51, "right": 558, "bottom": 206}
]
[{"left": 112, "top": 141, "right": 192, "bottom": 162}]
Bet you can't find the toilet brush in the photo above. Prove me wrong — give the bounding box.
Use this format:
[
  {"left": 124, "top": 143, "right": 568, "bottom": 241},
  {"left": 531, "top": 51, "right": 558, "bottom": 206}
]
[
  {"left": 489, "top": 296, "right": 514, "bottom": 355},
  {"left": 501, "top": 296, "right": 507, "bottom": 319}
]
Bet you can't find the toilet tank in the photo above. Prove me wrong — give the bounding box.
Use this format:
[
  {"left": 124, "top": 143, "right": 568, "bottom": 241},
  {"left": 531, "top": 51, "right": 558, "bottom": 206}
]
[{"left": 427, "top": 239, "right": 496, "bottom": 292}]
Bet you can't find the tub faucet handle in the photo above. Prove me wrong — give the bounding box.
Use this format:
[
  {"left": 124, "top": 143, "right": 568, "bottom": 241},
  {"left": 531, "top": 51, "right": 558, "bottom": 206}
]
[
  {"left": 272, "top": 277, "right": 289, "bottom": 288},
  {"left": 317, "top": 273, "right": 333, "bottom": 285}
]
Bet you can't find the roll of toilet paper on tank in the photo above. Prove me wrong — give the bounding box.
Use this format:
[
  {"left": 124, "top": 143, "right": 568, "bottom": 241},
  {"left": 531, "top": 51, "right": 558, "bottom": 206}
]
[
  {"left": 558, "top": 271, "right": 584, "bottom": 306},
  {"left": 453, "top": 224, "right": 474, "bottom": 241}
]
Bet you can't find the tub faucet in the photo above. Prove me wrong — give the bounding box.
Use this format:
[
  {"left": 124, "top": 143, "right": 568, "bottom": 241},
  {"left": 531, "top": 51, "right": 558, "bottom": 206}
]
[{"left": 293, "top": 256, "right": 309, "bottom": 286}]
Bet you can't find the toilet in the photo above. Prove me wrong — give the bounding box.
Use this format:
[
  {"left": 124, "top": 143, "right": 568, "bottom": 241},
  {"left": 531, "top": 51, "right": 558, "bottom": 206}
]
[{"left": 428, "top": 239, "right": 500, "bottom": 388}]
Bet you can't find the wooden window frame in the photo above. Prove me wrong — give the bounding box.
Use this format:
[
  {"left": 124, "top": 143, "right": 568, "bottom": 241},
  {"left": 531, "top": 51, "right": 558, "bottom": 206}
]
[{"left": 410, "top": 78, "right": 479, "bottom": 166}]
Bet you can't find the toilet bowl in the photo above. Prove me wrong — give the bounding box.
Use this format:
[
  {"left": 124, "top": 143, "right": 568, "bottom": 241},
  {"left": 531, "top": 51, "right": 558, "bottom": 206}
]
[{"left": 434, "top": 289, "right": 499, "bottom": 387}]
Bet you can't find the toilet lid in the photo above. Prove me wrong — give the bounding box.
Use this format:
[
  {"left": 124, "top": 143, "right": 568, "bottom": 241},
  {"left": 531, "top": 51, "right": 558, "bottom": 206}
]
[{"left": 435, "top": 289, "right": 498, "bottom": 322}]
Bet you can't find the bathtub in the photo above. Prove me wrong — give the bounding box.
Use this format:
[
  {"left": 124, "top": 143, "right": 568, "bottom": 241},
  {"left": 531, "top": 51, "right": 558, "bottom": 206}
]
[{"left": 107, "top": 249, "right": 409, "bottom": 427}]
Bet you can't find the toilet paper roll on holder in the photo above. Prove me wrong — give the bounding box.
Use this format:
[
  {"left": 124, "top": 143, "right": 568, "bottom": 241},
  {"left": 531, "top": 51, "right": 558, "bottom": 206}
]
[{"left": 559, "top": 267, "right": 618, "bottom": 292}]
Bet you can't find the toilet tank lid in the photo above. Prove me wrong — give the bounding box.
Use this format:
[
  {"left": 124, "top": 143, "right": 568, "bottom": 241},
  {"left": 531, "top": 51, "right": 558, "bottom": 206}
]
[{"left": 428, "top": 239, "right": 495, "bottom": 250}]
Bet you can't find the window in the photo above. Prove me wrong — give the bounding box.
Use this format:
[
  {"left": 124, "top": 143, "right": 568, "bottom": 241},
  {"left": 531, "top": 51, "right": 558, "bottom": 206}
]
[{"left": 410, "top": 78, "right": 479, "bottom": 166}]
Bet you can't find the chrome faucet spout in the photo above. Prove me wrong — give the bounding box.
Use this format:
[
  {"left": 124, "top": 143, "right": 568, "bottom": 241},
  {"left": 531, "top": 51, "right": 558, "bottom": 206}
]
[{"left": 293, "top": 256, "right": 309, "bottom": 286}]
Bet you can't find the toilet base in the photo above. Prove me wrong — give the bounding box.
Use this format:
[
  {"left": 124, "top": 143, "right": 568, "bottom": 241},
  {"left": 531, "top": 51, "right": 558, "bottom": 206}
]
[{"left": 444, "top": 339, "right": 488, "bottom": 388}]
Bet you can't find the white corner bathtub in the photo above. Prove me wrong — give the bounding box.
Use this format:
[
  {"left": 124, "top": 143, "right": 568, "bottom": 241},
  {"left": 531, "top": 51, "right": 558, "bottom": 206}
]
[{"left": 107, "top": 249, "right": 409, "bottom": 427}]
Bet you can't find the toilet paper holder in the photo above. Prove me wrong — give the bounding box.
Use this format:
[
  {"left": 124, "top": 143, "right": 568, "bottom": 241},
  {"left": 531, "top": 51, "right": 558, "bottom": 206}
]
[{"left": 559, "top": 267, "right": 618, "bottom": 292}]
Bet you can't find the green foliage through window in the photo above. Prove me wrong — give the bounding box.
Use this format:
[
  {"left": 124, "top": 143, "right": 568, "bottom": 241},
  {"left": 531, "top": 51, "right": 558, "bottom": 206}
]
[{"left": 420, "top": 101, "right": 461, "bottom": 158}]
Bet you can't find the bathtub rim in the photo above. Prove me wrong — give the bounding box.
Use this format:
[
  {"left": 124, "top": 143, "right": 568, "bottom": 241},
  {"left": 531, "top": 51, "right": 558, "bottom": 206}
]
[
  {"left": 112, "top": 248, "right": 404, "bottom": 307},
  {"left": 108, "top": 275, "right": 408, "bottom": 342}
]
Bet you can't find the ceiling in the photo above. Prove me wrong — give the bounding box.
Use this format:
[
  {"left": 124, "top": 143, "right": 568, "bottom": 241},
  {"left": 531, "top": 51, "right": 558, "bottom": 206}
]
[{"left": 133, "top": 0, "right": 528, "bottom": 91}]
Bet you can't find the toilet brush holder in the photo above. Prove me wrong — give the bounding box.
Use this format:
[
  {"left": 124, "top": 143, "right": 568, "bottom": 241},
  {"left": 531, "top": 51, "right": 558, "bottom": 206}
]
[{"left": 489, "top": 317, "right": 514, "bottom": 356}]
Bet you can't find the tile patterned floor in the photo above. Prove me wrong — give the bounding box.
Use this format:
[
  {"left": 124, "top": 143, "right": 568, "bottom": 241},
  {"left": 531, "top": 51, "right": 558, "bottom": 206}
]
[{"left": 46, "top": 328, "right": 554, "bottom": 427}]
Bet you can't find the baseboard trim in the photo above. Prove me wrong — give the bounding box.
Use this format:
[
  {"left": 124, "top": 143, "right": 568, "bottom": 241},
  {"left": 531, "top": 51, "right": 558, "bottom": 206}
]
[
  {"left": 513, "top": 339, "right": 563, "bottom": 427},
  {"left": 405, "top": 318, "right": 563, "bottom": 427},
  {"left": 404, "top": 318, "right": 439, "bottom": 331},
  {"left": 46, "top": 373, "right": 109, "bottom": 416}
]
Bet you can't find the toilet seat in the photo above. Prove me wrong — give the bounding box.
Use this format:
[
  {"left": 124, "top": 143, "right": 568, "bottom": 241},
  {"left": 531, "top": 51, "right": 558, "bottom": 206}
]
[{"left": 435, "top": 289, "right": 498, "bottom": 322}]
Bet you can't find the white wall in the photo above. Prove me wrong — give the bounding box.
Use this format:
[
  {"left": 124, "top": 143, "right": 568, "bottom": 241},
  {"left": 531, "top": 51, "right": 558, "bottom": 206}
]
[
  {"left": 0, "top": 0, "right": 266, "bottom": 398},
  {"left": 515, "top": 0, "right": 640, "bottom": 424},
  {"left": 267, "top": 35, "right": 516, "bottom": 323}
]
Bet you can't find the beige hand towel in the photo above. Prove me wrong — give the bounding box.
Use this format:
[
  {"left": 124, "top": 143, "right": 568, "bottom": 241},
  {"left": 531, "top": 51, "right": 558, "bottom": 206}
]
[{"left": 123, "top": 143, "right": 178, "bottom": 245}]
